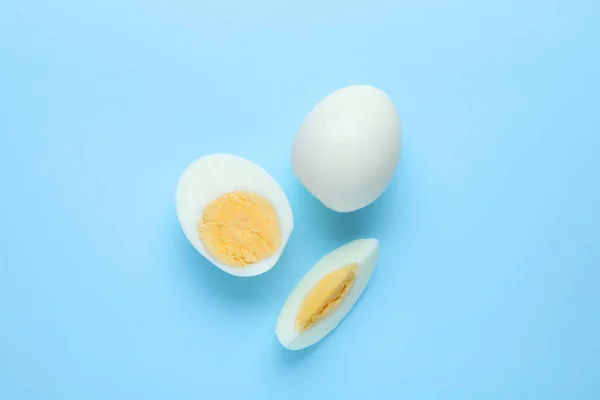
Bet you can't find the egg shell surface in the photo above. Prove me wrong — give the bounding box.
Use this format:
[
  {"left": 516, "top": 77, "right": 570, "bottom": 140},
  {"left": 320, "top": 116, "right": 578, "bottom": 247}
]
[{"left": 292, "top": 85, "right": 401, "bottom": 212}]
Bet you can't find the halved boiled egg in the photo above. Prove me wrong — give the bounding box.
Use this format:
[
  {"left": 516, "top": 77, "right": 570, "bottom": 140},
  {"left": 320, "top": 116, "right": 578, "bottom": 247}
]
[
  {"left": 276, "top": 238, "right": 379, "bottom": 350},
  {"left": 176, "top": 154, "right": 294, "bottom": 277}
]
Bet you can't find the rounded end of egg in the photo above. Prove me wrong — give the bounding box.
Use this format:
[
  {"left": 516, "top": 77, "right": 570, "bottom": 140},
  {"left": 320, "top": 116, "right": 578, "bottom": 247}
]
[{"left": 291, "top": 84, "right": 401, "bottom": 213}]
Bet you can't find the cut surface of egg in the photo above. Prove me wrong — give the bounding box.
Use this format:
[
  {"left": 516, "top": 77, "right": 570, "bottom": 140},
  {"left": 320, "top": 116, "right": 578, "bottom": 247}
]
[
  {"left": 276, "top": 238, "right": 379, "bottom": 350},
  {"left": 176, "top": 154, "right": 294, "bottom": 277},
  {"left": 292, "top": 85, "right": 401, "bottom": 212}
]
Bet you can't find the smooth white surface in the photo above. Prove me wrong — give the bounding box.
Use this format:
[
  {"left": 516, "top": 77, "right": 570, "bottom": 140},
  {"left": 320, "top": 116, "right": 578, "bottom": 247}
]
[
  {"left": 292, "top": 85, "right": 401, "bottom": 212},
  {"left": 276, "top": 238, "right": 379, "bottom": 350},
  {"left": 176, "top": 154, "right": 294, "bottom": 277}
]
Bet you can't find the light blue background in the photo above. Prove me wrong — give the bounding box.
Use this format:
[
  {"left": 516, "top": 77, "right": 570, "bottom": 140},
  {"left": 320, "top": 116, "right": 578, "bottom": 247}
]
[{"left": 1, "top": 0, "right": 599, "bottom": 398}]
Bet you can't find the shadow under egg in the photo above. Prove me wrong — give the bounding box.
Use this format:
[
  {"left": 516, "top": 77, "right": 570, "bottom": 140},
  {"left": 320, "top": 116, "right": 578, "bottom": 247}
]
[
  {"left": 272, "top": 331, "right": 325, "bottom": 366},
  {"left": 289, "top": 175, "right": 402, "bottom": 245}
]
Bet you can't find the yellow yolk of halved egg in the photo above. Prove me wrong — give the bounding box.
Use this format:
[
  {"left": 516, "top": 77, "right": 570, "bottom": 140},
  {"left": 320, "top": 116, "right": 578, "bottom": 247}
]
[
  {"left": 199, "top": 191, "right": 282, "bottom": 268},
  {"left": 295, "top": 264, "right": 359, "bottom": 332}
]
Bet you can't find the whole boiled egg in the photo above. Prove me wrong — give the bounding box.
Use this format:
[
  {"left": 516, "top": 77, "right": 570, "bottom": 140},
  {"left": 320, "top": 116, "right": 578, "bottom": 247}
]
[
  {"left": 276, "top": 238, "right": 379, "bottom": 350},
  {"left": 176, "top": 154, "right": 294, "bottom": 277},
  {"left": 292, "top": 85, "right": 401, "bottom": 212}
]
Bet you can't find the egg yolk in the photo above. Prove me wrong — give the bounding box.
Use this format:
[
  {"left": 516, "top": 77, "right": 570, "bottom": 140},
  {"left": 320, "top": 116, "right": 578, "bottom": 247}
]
[
  {"left": 296, "top": 264, "right": 359, "bottom": 332},
  {"left": 199, "top": 191, "right": 282, "bottom": 267}
]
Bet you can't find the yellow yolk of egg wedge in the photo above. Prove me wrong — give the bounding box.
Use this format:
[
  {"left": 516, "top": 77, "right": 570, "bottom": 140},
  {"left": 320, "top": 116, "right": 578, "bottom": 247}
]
[
  {"left": 276, "top": 238, "right": 379, "bottom": 350},
  {"left": 295, "top": 264, "right": 358, "bottom": 332},
  {"left": 176, "top": 154, "right": 294, "bottom": 277}
]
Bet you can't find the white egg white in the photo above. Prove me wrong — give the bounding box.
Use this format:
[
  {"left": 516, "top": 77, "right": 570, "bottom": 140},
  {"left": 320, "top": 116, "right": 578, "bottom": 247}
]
[
  {"left": 176, "top": 153, "right": 294, "bottom": 277},
  {"left": 276, "top": 238, "right": 379, "bottom": 350},
  {"left": 292, "top": 85, "right": 401, "bottom": 212}
]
